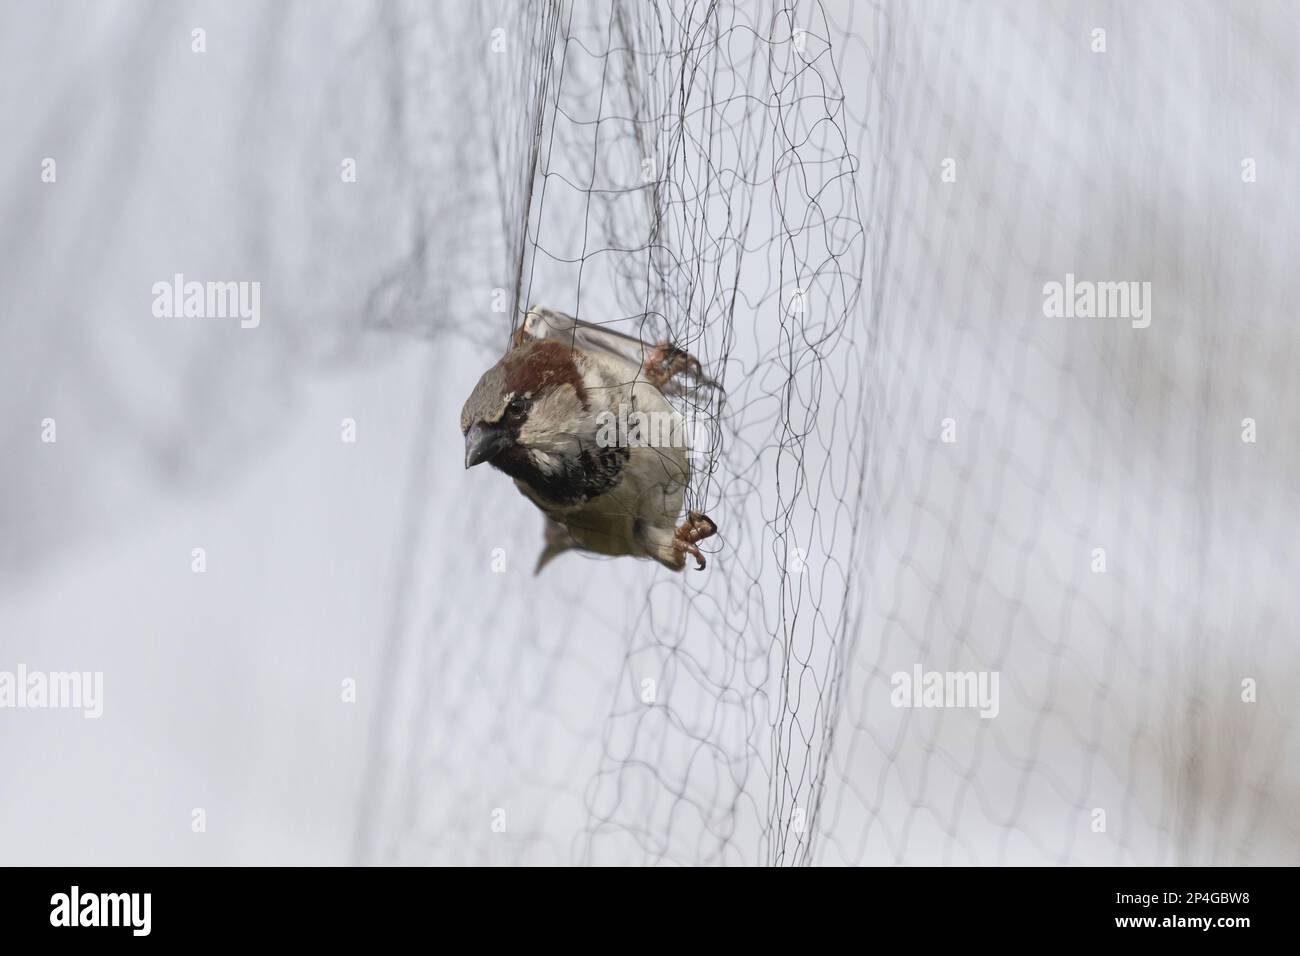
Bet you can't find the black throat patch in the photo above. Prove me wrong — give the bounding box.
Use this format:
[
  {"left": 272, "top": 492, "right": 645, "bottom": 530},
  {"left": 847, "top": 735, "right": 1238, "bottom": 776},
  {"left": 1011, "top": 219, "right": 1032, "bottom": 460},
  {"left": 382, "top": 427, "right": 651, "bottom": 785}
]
[{"left": 492, "top": 441, "right": 629, "bottom": 506}]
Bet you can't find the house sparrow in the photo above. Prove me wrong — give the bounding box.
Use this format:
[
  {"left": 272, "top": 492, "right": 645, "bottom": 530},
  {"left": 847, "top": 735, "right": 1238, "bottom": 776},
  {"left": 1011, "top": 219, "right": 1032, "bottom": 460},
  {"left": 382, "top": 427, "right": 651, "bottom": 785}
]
[{"left": 460, "top": 307, "right": 718, "bottom": 573}]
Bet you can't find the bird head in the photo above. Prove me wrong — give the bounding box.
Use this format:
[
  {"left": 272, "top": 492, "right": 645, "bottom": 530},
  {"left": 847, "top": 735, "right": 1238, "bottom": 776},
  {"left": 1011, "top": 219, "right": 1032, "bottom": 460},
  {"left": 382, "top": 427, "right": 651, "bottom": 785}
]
[{"left": 460, "top": 339, "right": 591, "bottom": 472}]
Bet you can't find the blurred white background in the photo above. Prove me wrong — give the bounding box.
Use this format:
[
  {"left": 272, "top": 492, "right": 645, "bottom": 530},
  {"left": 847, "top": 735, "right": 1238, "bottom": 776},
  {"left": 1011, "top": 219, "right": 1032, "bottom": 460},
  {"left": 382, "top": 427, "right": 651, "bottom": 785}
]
[{"left": 1, "top": 0, "right": 1296, "bottom": 865}]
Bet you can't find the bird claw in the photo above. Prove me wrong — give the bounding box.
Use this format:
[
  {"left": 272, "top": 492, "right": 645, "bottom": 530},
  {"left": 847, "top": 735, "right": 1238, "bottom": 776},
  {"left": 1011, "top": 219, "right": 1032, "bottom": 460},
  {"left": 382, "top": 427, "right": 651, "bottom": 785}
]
[
  {"left": 673, "top": 510, "right": 718, "bottom": 570},
  {"left": 644, "top": 341, "right": 708, "bottom": 390}
]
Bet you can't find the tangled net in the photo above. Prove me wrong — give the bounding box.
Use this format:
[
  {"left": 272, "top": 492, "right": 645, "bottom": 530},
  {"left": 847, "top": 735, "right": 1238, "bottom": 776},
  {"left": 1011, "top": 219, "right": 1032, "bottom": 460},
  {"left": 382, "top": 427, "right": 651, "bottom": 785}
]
[
  {"left": 488, "top": 0, "right": 866, "bottom": 866},
  {"left": 355, "top": 0, "right": 1300, "bottom": 866}
]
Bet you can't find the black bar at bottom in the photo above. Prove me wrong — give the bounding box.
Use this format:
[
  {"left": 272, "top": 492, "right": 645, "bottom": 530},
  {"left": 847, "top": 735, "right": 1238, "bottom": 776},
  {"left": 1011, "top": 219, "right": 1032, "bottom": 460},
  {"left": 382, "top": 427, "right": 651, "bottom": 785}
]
[{"left": 0, "top": 865, "right": 1279, "bottom": 942}]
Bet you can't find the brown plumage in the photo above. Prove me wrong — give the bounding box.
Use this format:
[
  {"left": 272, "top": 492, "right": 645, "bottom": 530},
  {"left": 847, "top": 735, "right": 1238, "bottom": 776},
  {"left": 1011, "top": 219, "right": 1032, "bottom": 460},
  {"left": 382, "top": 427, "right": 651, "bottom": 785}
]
[
  {"left": 461, "top": 307, "right": 719, "bottom": 572},
  {"left": 501, "top": 339, "right": 590, "bottom": 410}
]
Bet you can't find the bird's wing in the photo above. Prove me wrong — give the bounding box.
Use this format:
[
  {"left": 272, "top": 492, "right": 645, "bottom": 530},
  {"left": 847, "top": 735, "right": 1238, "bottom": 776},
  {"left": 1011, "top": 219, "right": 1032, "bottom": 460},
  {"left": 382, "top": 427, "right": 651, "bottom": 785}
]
[{"left": 518, "top": 306, "right": 720, "bottom": 397}]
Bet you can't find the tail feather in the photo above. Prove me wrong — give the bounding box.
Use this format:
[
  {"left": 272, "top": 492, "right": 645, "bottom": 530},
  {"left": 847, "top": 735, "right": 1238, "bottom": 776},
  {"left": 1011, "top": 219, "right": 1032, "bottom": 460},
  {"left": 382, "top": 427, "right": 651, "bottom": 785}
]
[{"left": 534, "top": 518, "right": 577, "bottom": 575}]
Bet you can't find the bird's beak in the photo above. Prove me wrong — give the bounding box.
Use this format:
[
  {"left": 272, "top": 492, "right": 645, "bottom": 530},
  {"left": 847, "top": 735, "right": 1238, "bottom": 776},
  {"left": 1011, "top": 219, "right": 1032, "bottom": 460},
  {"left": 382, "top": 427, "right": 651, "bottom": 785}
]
[{"left": 464, "top": 422, "right": 510, "bottom": 468}]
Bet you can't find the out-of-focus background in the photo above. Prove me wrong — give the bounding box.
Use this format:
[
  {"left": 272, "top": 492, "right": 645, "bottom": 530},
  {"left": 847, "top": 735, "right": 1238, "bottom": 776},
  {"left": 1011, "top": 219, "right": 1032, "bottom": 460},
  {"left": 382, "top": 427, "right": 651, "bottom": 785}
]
[{"left": 1, "top": 0, "right": 1296, "bottom": 865}]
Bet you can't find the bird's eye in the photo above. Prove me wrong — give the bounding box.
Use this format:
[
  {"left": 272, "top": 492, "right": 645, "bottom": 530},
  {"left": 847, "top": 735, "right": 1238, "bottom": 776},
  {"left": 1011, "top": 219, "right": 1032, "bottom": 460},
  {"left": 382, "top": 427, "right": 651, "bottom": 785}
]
[{"left": 505, "top": 396, "right": 530, "bottom": 422}]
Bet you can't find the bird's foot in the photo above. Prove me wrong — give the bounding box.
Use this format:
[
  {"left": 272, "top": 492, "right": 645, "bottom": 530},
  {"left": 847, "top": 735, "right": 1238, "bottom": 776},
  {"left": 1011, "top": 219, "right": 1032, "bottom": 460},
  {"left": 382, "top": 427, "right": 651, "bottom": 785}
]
[
  {"left": 672, "top": 510, "right": 718, "bottom": 570},
  {"left": 644, "top": 341, "right": 700, "bottom": 389}
]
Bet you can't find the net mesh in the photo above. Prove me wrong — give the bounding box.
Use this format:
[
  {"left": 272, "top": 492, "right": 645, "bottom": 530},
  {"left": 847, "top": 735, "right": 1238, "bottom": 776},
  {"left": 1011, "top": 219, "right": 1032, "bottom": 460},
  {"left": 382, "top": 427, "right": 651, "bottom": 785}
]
[{"left": 355, "top": 0, "right": 1300, "bottom": 866}]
